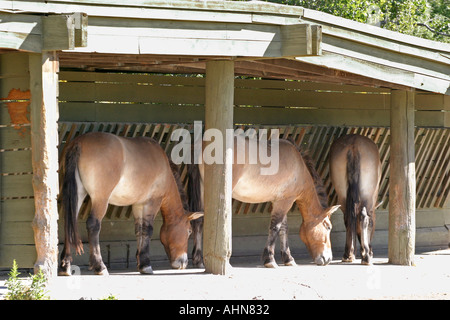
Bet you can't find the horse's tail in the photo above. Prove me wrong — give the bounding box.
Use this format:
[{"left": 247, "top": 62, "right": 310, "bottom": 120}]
[
  {"left": 346, "top": 148, "right": 361, "bottom": 253},
  {"left": 61, "top": 142, "right": 83, "bottom": 255},
  {"left": 187, "top": 160, "right": 204, "bottom": 267},
  {"left": 168, "top": 160, "right": 189, "bottom": 211},
  {"left": 187, "top": 162, "right": 203, "bottom": 212}
]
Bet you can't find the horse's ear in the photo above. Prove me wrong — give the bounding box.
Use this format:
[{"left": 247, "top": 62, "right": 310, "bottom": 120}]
[
  {"left": 326, "top": 205, "right": 340, "bottom": 217},
  {"left": 375, "top": 201, "right": 383, "bottom": 210},
  {"left": 188, "top": 212, "right": 204, "bottom": 221},
  {"left": 361, "top": 206, "right": 368, "bottom": 217}
]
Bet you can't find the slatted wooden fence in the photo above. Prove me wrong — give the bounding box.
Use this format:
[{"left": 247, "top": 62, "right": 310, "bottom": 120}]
[{"left": 58, "top": 122, "right": 449, "bottom": 219}]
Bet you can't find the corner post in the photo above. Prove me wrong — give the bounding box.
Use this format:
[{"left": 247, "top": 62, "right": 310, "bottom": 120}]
[
  {"left": 29, "top": 51, "right": 60, "bottom": 277},
  {"left": 389, "top": 89, "right": 416, "bottom": 265},
  {"left": 203, "top": 60, "right": 234, "bottom": 275}
]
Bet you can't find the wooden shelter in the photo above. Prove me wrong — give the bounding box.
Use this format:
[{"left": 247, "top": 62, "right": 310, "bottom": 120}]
[{"left": 0, "top": 0, "right": 449, "bottom": 277}]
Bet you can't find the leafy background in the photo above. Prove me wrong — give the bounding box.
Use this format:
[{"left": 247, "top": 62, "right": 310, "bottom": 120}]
[{"left": 238, "top": 0, "right": 450, "bottom": 43}]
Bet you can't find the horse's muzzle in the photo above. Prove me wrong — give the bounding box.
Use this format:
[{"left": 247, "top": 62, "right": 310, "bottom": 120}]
[
  {"left": 171, "top": 253, "right": 188, "bottom": 270},
  {"left": 315, "top": 249, "right": 332, "bottom": 266}
]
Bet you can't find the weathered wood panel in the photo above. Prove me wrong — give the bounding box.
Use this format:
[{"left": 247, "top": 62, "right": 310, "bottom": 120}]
[
  {"left": 0, "top": 13, "right": 42, "bottom": 52},
  {"left": 0, "top": 199, "right": 35, "bottom": 222},
  {"left": 0, "top": 53, "right": 35, "bottom": 269},
  {"left": 0, "top": 149, "right": 32, "bottom": 173},
  {"left": 58, "top": 71, "right": 449, "bottom": 127}
]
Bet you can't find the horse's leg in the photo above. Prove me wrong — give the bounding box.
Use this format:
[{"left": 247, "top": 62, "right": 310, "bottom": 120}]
[
  {"left": 342, "top": 205, "right": 356, "bottom": 263},
  {"left": 342, "top": 228, "right": 356, "bottom": 262},
  {"left": 133, "top": 201, "right": 159, "bottom": 274},
  {"left": 86, "top": 199, "right": 108, "bottom": 275},
  {"left": 279, "top": 215, "right": 296, "bottom": 266},
  {"left": 359, "top": 207, "right": 372, "bottom": 265},
  {"left": 191, "top": 217, "right": 204, "bottom": 268},
  {"left": 263, "top": 200, "right": 293, "bottom": 268},
  {"left": 59, "top": 180, "right": 87, "bottom": 276},
  {"left": 191, "top": 175, "right": 205, "bottom": 268}
]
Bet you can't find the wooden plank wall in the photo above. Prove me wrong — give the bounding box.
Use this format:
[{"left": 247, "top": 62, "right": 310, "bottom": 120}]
[
  {"left": 0, "top": 53, "right": 36, "bottom": 268},
  {"left": 58, "top": 71, "right": 450, "bottom": 127}
]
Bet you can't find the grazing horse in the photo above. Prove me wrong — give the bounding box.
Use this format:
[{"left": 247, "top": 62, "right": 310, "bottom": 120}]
[
  {"left": 188, "top": 137, "right": 340, "bottom": 267},
  {"left": 59, "top": 132, "right": 203, "bottom": 276},
  {"left": 329, "top": 134, "right": 382, "bottom": 265}
]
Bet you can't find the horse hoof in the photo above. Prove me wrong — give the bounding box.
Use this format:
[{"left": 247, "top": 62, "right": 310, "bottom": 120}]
[
  {"left": 58, "top": 270, "right": 71, "bottom": 277},
  {"left": 193, "top": 262, "right": 205, "bottom": 269},
  {"left": 361, "top": 259, "right": 372, "bottom": 266},
  {"left": 95, "top": 268, "right": 109, "bottom": 276},
  {"left": 264, "top": 261, "right": 278, "bottom": 268},
  {"left": 342, "top": 257, "right": 354, "bottom": 263},
  {"left": 285, "top": 260, "right": 297, "bottom": 267},
  {"left": 139, "top": 266, "right": 154, "bottom": 275}
]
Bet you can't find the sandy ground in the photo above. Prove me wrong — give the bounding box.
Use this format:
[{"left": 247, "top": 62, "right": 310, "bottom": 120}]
[{"left": 1, "top": 249, "right": 448, "bottom": 300}]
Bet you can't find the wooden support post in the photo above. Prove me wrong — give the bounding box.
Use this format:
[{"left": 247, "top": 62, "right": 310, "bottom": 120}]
[
  {"left": 203, "top": 60, "right": 234, "bottom": 275},
  {"left": 29, "top": 52, "right": 60, "bottom": 277},
  {"left": 389, "top": 89, "right": 416, "bottom": 266}
]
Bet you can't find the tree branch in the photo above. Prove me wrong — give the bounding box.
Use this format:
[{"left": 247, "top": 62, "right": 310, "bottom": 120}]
[{"left": 417, "top": 22, "right": 450, "bottom": 37}]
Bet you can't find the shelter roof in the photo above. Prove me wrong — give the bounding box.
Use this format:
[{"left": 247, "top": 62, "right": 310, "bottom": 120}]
[{"left": 1, "top": 0, "right": 449, "bottom": 94}]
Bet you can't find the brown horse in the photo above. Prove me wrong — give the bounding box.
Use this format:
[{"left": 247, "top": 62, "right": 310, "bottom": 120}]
[
  {"left": 59, "top": 132, "right": 203, "bottom": 276},
  {"left": 329, "top": 134, "right": 382, "bottom": 265},
  {"left": 188, "top": 137, "right": 340, "bottom": 267}
]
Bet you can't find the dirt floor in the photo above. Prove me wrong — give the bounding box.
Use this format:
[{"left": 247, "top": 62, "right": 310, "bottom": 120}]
[{"left": 1, "top": 248, "right": 448, "bottom": 300}]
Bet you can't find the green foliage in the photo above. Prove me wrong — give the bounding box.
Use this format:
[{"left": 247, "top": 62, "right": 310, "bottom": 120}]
[
  {"left": 5, "top": 260, "right": 49, "bottom": 300},
  {"left": 101, "top": 293, "right": 119, "bottom": 300},
  {"left": 255, "top": 0, "right": 450, "bottom": 43}
]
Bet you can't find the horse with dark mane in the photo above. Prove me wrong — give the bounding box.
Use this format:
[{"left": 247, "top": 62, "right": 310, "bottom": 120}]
[
  {"left": 59, "top": 132, "right": 202, "bottom": 276},
  {"left": 329, "top": 134, "right": 382, "bottom": 265},
  {"left": 188, "top": 137, "right": 340, "bottom": 268}
]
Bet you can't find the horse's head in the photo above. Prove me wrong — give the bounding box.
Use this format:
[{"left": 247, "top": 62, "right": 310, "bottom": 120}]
[
  {"left": 300, "top": 205, "right": 340, "bottom": 266},
  {"left": 160, "top": 211, "right": 203, "bottom": 269}
]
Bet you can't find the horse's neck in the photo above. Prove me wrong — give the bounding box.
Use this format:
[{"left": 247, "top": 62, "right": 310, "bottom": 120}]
[
  {"left": 160, "top": 180, "right": 186, "bottom": 224},
  {"left": 296, "top": 180, "right": 324, "bottom": 222}
]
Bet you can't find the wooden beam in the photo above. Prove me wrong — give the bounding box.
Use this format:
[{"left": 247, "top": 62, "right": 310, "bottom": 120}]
[
  {"left": 29, "top": 51, "right": 60, "bottom": 277},
  {"left": 71, "top": 17, "right": 318, "bottom": 58},
  {"left": 280, "top": 24, "right": 321, "bottom": 57},
  {"left": 302, "top": 8, "right": 450, "bottom": 58},
  {"left": 259, "top": 58, "right": 409, "bottom": 90},
  {"left": 42, "top": 14, "right": 75, "bottom": 51},
  {"left": 74, "top": 12, "right": 88, "bottom": 48},
  {"left": 42, "top": 13, "right": 88, "bottom": 51},
  {"left": 281, "top": 24, "right": 312, "bottom": 57},
  {"left": 389, "top": 89, "right": 416, "bottom": 266},
  {"left": 297, "top": 50, "right": 449, "bottom": 94},
  {"left": 311, "top": 25, "right": 322, "bottom": 56},
  {"left": 203, "top": 60, "right": 234, "bottom": 275},
  {"left": 0, "top": 13, "right": 42, "bottom": 52},
  {"left": 6, "top": 0, "right": 304, "bottom": 24}
]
